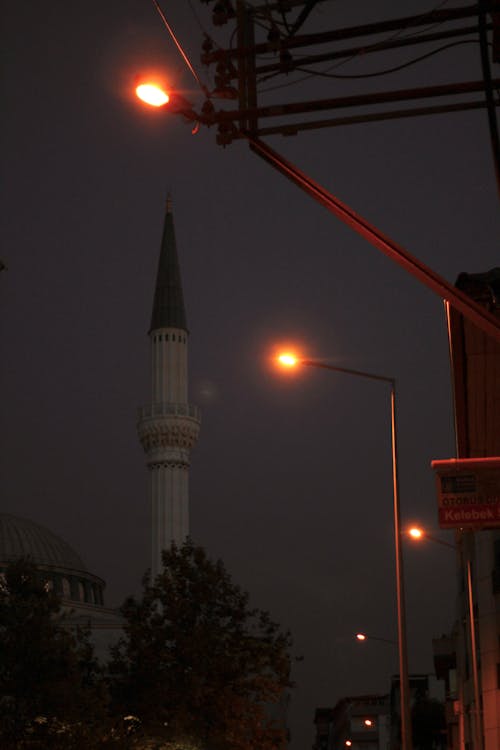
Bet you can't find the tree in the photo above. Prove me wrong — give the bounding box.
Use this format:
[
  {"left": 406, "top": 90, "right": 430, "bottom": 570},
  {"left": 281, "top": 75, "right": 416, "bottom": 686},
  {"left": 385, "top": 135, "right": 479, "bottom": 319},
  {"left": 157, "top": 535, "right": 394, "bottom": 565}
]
[
  {"left": 109, "top": 540, "right": 293, "bottom": 750},
  {"left": 0, "top": 558, "right": 105, "bottom": 748}
]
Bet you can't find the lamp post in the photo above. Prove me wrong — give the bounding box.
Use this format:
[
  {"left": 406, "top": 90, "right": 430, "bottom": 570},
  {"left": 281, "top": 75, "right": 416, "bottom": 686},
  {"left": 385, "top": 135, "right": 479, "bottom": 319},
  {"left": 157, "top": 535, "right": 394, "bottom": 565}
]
[
  {"left": 277, "top": 353, "right": 413, "bottom": 750},
  {"left": 407, "top": 525, "right": 483, "bottom": 750}
]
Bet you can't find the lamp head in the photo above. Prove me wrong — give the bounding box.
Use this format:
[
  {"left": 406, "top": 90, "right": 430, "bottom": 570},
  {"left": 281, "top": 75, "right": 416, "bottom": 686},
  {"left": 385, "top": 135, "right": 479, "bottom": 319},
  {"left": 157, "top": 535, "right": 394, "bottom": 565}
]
[
  {"left": 135, "top": 82, "right": 170, "bottom": 107},
  {"left": 408, "top": 526, "right": 424, "bottom": 540}
]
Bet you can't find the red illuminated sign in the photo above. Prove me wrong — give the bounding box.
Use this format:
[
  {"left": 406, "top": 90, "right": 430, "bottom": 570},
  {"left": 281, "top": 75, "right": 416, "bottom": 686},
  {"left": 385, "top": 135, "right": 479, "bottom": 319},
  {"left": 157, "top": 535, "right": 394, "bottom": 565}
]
[{"left": 431, "top": 457, "right": 500, "bottom": 530}]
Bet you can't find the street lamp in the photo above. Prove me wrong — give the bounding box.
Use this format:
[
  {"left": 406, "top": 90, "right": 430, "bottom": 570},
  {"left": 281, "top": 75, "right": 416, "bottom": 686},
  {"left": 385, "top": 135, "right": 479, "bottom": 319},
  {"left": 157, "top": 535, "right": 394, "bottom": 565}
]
[
  {"left": 356, "top": 632, "right": 397, "bottom": 646},
  {"left": 407, "top": 524, "right": 482, "bottom": 750},
  {"left": 276, "top": 352, "right": 413, "bottom": 750},
  {"left": 134, "top": 82, "right": 200, "bottom": 124},
  {"left": 135, "top": 83, "right": 170, "bottom": 107},
  {"left": 406, "top": 525, "right": 455, "bottom": 549}
]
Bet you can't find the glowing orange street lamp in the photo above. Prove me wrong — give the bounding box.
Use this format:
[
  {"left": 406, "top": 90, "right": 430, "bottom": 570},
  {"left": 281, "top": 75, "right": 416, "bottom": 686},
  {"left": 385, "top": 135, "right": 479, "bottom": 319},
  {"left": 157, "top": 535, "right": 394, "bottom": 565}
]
[
  {"left": 134, "top": 82, "right": 199, "bottom": 125},
  {"left": 406, "top": 525, "right": 455, "bottom": 549},
  {"left": 408, "top": 522, "right": 482, "bottom": 749},
  {"left": 408, "top": 526, "right": 423, "bottom": 540},
  {"left": 275, "top": 351, "right": 413, "bottom": 750},
  {"left": 345, "top": 741, "right": 352, "bottom": 747},
  {"left": 135, "top": 82, "right": 170, "bottom": 107},
  {"left": 277, "top": 352, "right": 299, "bottom": 367}
]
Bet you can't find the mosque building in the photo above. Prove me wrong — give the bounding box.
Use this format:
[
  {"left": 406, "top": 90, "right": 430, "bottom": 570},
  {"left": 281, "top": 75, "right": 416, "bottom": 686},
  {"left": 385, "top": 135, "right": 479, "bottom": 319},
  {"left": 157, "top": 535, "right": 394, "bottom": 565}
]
[{"left": 0, "top": 199, "right": 197, "bottom": 635}]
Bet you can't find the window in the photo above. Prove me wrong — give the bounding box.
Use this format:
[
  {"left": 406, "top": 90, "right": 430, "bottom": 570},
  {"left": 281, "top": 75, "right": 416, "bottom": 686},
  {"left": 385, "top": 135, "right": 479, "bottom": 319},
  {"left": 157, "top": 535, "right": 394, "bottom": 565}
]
[{"left": 62, "top": 578, "right": 71, "bottom": 598}]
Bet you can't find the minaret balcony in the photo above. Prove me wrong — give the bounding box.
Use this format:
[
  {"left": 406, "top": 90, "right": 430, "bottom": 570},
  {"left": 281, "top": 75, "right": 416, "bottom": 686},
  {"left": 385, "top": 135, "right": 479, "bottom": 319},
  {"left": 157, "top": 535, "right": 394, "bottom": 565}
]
[{"left": 138, "top": 402, "right": 201, "bottom": 421}]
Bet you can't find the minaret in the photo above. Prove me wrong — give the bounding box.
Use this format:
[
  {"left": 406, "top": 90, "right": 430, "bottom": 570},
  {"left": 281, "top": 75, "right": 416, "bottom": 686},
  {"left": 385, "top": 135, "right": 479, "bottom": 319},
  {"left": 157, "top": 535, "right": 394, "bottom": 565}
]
[{"left": 137, "top": 197, "right": 200, "bottom": 579}]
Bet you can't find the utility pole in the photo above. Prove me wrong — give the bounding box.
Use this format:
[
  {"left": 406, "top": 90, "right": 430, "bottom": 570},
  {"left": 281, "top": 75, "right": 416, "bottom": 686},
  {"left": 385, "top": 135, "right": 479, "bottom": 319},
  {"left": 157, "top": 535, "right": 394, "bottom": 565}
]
[{"left": 198, "top": 1, "right": 500, "bottom": 145}]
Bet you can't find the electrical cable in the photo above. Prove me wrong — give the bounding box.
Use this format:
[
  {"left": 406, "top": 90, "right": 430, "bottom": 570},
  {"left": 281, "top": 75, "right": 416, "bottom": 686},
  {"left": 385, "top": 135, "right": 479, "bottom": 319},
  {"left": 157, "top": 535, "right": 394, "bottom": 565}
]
[
  {"left": 395, "top": 1, "right": 451, "bottom": 42},
  {"left": 253, "top": 0, "right": 446, "bottom": 78},
  {"left": 292, "top": 39, "right": 482, "bottom": 80},
  {"left": 258, "top": 36, "right": 481, "bottom": 92},
  {"left": 257, "top": 0, "right": 455, "bottom": 90},
  {"left": 187, "top": 0, "right": 208, "bottom": 35},
  {"left": 151, "top": 0, "right": 207, "bottom": 93},
  {"left": 287, "top": 0, "right": 325, "bottom": 37}
]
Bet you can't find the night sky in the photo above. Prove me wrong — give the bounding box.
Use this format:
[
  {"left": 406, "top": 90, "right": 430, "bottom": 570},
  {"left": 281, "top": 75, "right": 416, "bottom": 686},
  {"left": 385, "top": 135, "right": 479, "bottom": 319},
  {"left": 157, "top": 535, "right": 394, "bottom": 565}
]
[{"left": 2, "top": 2, "right": 500, "bottom": 747}]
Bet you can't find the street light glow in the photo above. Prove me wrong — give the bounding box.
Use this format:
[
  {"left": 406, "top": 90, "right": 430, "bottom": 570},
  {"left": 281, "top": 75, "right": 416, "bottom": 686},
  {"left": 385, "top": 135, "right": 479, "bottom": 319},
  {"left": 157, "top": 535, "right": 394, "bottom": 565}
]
[
  {"left": 135, "top": 83, "right": 170, "bottom": 107},
  {"left": 277, "top": 352, "right": 299, "bottom": 367},
  {"left": 408, "top": 527, "right": 424, "bottom": 540},
  {"left": 277, "top": 353, "right": 298, "bottom": 367},
  {"left": 356, "top": 632, "right": 367, "bottom": 641},
  {"left": 364, "top": 719, "right": 374, "bottom": 727}
]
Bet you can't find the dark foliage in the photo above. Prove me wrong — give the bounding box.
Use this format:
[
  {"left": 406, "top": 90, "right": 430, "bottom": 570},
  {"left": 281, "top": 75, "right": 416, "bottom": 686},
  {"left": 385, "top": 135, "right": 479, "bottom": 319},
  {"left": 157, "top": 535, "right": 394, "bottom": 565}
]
[
  {"left": 108, "top": 540, "right": 293, "bottom": 750},
  {"left": 0, "top": 558, "right": 106, "bottom": 748}
]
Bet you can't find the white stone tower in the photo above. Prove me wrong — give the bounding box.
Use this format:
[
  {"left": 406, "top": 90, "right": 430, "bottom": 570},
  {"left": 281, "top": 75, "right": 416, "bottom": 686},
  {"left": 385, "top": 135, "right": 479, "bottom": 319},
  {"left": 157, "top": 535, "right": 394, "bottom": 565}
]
[{"left": 137, "top": 198, "right": 200, "bottom": 579}]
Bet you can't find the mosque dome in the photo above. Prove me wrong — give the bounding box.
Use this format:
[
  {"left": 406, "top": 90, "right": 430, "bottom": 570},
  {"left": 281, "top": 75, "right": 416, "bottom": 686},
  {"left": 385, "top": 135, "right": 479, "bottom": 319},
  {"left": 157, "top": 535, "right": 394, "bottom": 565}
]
[
  {"left": 0, "top": 513, "right": 87, "bottom": 571},
  {"left": 0, "top": 513, "right": 105, "bottom": 607}
]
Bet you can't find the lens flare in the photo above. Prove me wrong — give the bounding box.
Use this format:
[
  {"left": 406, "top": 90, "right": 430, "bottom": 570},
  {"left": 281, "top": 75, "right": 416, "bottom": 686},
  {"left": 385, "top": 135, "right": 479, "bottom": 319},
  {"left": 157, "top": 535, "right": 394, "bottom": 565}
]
[{"left": 136, "top": 83, "right": 170, "bottom": 107}]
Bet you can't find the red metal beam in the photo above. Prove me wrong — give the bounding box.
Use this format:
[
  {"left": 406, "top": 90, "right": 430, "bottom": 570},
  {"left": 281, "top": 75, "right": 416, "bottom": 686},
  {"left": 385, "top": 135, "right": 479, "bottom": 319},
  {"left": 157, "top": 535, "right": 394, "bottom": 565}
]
[{"left": 247, "top": 135, "right": 500, "bottom": 343}]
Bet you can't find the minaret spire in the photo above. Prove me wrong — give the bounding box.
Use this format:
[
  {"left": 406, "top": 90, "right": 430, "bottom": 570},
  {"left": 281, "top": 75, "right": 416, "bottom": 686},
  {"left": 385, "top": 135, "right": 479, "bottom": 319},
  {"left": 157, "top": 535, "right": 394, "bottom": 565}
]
[
  {"left": 137, "top": 200, "right": 200, "bottom": 579},
  {"left": 149, "top": 195, "right": 187, "bottom": 332}
]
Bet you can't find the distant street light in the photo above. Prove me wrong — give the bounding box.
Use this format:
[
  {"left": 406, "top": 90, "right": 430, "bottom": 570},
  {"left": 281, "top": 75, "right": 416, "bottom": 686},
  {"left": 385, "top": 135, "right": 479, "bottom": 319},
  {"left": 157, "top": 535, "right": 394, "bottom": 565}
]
[
  {"left": 275, "top": 352, "right": 412, "bottom": 750},
  {"left": 408, "top": 526, "right": 423, "bottom": 540},
  {"left": 406, "top": 525, "right": 455, "bottom": 549},
  {"left": 408, "top": 522, "right": 482, "bottom": 749},
  {"left": 356, "top": 632, "right": 397, "bottom": 646}
]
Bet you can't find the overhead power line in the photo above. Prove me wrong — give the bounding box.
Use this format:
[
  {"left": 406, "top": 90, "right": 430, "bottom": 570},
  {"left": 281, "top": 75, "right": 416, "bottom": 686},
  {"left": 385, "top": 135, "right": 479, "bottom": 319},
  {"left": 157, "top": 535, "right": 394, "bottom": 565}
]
[{"left": 151, "top": 0, "right": 207, "bottom": 94}]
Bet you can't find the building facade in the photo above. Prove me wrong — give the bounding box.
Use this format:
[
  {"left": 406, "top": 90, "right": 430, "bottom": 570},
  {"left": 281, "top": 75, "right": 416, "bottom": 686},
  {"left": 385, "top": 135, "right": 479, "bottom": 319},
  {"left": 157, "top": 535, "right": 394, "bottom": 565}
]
[
  {"left": 441, "top": 269, "right": 500, "bottom": 750},
  {"left": 313, "top": 694, "right": 390, "bottom": 750}
]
